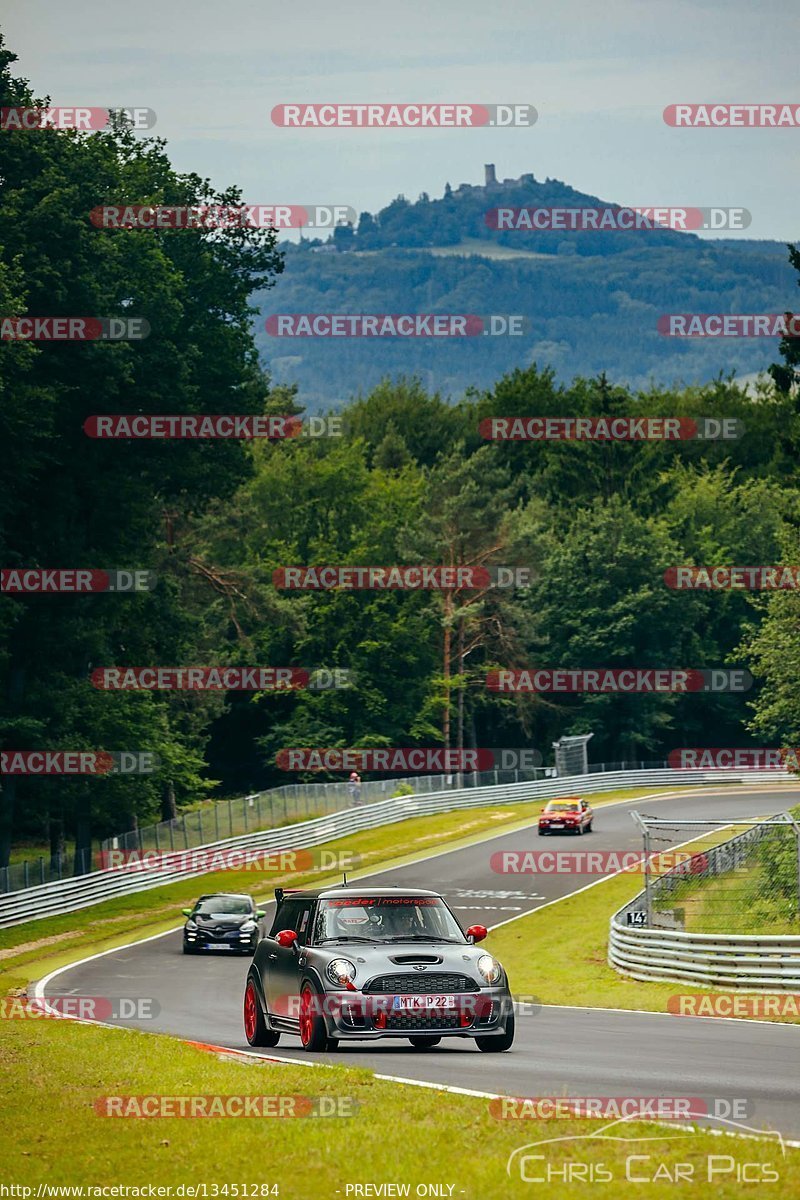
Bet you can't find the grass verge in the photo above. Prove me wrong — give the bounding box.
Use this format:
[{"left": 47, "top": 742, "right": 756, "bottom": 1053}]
[{"left": 0, "top": 1015, "right": 796, "bottom": 1195}]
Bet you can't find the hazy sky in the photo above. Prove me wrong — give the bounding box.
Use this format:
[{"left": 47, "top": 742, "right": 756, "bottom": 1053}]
[{"left": 3, "top": 0, "right": 799, "bottom": 241}]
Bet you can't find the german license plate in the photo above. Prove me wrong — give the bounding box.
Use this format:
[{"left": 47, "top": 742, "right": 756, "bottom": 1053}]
[{"left": 391, "top": 995, "right": 457, "bottom": 1010}]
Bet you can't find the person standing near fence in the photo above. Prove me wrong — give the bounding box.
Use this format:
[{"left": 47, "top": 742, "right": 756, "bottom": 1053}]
[{"left": 347, "top": 770, "right": 362, "bottom": 806}]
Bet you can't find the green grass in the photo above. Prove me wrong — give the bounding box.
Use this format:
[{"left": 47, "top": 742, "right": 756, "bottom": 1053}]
[
  {"left": 1, "top": 1014, "right": 796, "bottom": 1196},
  {"left": 653, "top": 817, "right": 800, "bottom": 936},
  {"left": 486, "top": 826, "right": 800, "bottom": 1024},
  {"left": 679, "top": 867, "right": 800, "bottom": 935}
]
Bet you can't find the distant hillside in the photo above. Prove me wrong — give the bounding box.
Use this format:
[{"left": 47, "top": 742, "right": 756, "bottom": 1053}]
[{"left": 252, "top": 170, "right": 796, "bottom": 410}]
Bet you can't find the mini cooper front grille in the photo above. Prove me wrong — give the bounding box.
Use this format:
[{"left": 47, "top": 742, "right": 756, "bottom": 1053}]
[{"left": 364, "top": 973, "right": 479, "bottom": 994}]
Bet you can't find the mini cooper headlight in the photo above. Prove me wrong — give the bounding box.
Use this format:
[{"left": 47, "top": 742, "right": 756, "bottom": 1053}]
[
  {"left": 326, "top": 958, "right": 357, "bottom": 986},
  {"left": 477, "top": 954, "right": 502, "bottom": 984}
]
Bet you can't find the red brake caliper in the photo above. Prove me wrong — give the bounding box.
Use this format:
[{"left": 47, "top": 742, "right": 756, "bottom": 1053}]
[
  {"left": 244, "top": 982, "right": 256, "bottom": 1040},
  {"left": 300, "top": 987, "right": 312, "bottom": 1044}
]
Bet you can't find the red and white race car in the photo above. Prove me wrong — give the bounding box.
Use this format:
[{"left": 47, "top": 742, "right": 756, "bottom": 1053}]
[{"left": 538, "top": 797, "right": 593, "bottom": 835}]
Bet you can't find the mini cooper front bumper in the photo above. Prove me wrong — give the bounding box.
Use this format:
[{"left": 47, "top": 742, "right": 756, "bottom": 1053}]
[{"left": 314, "top": 986, "right": 513, "bottom": 1040}]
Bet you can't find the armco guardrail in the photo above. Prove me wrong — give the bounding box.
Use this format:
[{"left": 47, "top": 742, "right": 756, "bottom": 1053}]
[
  {"left": 609, "top": 811, "right": 800, "bottom": 989},
  {"left": 0, "top": 766, "right": 793, "bottom": 929},
  {"left": 4, "top": 759, "right": 671, "bottom": 894}
]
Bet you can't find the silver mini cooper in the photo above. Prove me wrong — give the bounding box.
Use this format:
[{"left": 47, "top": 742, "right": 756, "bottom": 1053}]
[{"left": 243, "top": 885, "right": 515, "bottom": 1053}]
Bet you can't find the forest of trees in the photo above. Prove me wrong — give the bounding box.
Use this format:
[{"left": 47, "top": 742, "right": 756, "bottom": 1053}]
[
  {"left": 254, "top": 181, "right": 794, "bottom": 409},
  {"left": 2, "top": 36, "right": 800, "bottom": 869}
]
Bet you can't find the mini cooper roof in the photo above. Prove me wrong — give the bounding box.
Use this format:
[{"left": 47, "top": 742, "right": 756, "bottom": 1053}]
[{"left": 274, "top": 885, "right": 443, "bottom": 903}]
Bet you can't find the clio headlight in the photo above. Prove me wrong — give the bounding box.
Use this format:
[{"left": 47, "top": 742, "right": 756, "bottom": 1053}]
[
  {"left": 326, "top": 958, "right": 357, "bottom": 986},
  {"left": 477, "top": 954, "right": 502, "bottom": 984},
  {"left": 240, "top": 920, "right": 257, "bottom": 932},
  {"left": 185, "top": 920, "right": 198, "bottom": 931}
]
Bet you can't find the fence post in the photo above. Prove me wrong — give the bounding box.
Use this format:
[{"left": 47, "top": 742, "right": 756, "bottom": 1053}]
[
  {"left": 154, "top": 824, "right": 160, "bottom": 853},
  {"left": 244, "top": 799, "right": 249, "bottom": 833},
  {"left": 23, "top": 860, "right": 29, "bottom": 889},
  {"left": 198, "top": 809, "right": 204, "bottom": 843},
  {"left": 643, "top": 825, "right": 653, "bottom": 926},
  {"left": 215, "top": 804, "right": 220, "bottom": 841},
  {"left": 39, "top": 857, "right": 45, "bottom": 885},
  {"left": 256, "top": 792, "right": 262, "bottom": 827},
  {"left": 228, "top": 798, "right": 234, "bottom": 837},
  {"left": 169, "top": 821, "right": 175, "bottom": 851},
  {"left": 183, "top": 813, "right": 189, "bottom": 849}
]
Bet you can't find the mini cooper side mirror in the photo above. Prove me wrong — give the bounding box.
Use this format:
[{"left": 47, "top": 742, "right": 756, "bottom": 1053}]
[
  {"left": 182, "top": 909, "right": 192, "bottom": 917},
  {"left": 466, "top": 924, "right": 488, "bottom": 943},
  {"left": 276, "top": 929, "right": 299, "bottom": 949}
]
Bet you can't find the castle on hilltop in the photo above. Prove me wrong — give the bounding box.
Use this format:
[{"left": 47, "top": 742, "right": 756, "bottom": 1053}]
[{"left": 451, "top": 164, "right": 536, "bottom": 195}]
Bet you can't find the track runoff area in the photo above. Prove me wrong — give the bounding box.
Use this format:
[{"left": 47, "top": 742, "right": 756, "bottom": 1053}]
[{"left": 37, "top": 783, "right": 800, "bottom": 1139}]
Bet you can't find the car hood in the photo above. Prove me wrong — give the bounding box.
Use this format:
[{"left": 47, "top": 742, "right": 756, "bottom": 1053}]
[
  {"left": 191, "top": 912, "right": 253, "bottom": 925},
  {"left": 309, "top": 941, "right": 500, "bottom": 986}
]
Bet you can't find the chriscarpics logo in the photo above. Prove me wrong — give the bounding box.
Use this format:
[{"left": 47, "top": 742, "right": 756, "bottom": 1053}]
[{"left": 506, "top": 1112, "right": 785, "bottom": 1184}]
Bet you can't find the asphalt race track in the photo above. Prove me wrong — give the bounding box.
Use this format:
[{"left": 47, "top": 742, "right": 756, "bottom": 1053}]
[{"left": 41, "top": 786, "right": 800, "bottom": 1138}]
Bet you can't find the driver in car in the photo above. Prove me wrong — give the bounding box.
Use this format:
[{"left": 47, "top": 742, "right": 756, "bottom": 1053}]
[{"left": 384, "top": 904, "right": 422, "bottom": 938}]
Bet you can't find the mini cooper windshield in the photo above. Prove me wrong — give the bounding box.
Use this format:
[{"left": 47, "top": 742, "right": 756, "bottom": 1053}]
[{"left": 313, "top": 896, "right": 465, "bottom": 944}]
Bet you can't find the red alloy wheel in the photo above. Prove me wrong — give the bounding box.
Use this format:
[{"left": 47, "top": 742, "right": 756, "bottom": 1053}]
[{"left": 244, "top": 980, "right": 257, "bottom": 1041}]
